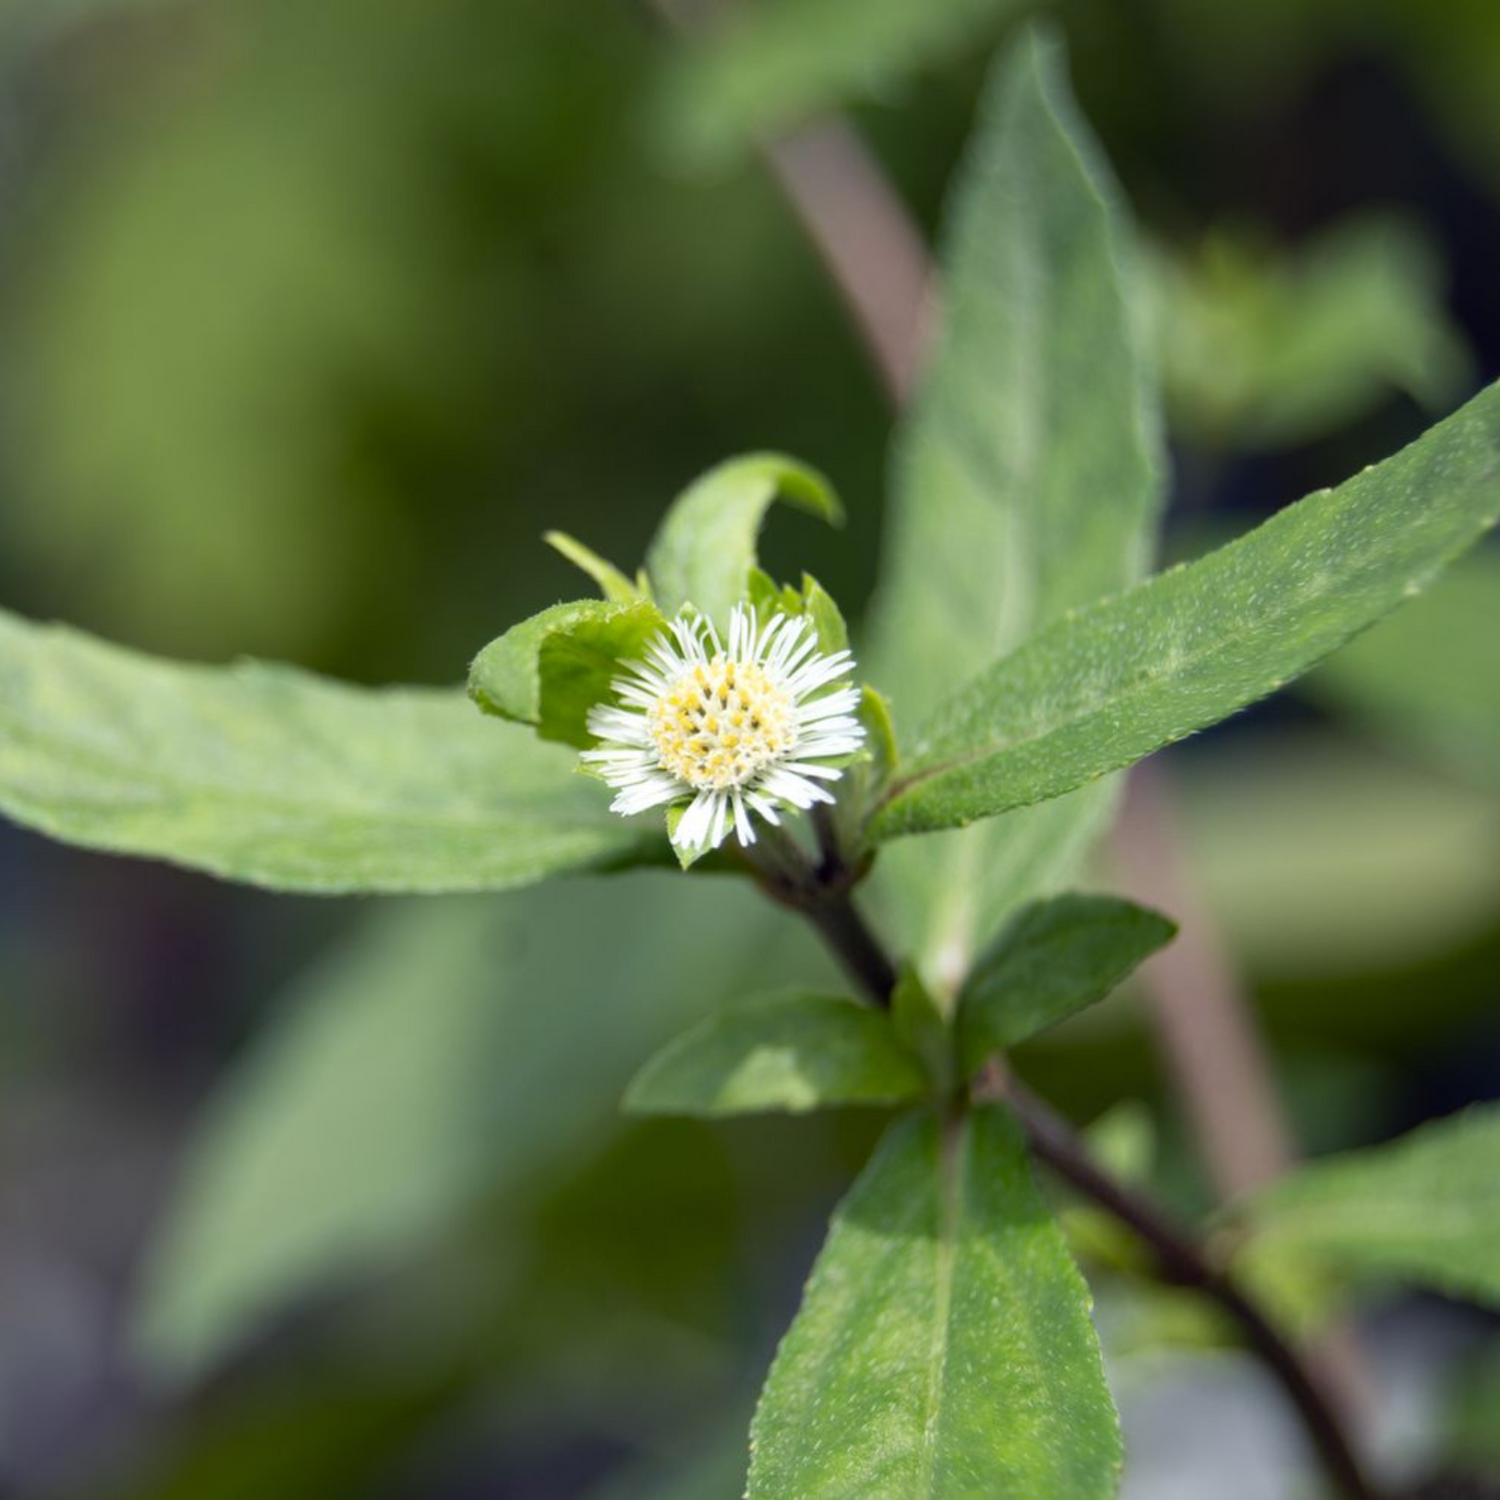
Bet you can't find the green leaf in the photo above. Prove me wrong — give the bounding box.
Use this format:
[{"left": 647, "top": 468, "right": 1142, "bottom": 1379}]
[
  {"left": 875, "top": 379, "right": 1500, "bottom": 842},
  {"left": 543, "top": 530, "right": 643, "bottom": 603},
  {"left": 956, "top": 895, "right": 1176, "bottom": 1073},
  {"left": 652, "top": 0, "right": 1024, "bottom": 171},
  {"left": 868, "top": 27, "right": 1163, "bottom": 980},
  {"left": 624, "top": 991, "right": 926, "bottom": 1116},
  {"left": 644, "top": 454, "right": 841, "bottom": 628},
  {"left": 1304, "top": 547, "right": 1500, "bottom": 790},
  {"left": 0, "top": 608, "right": 660, "bottom": 893},
  {"left": 747, "top": 1107, "right": 1120, "bottom": 1498},
  {"left": 133, "top": 875, "right": 838, "bottom": 1378},
  {"left": 1444, "top": 1339, "right": 1500, "bottom": 1475},
  {"left": 1235, "top": 1105, "right": 1500, "bottom": 1311},
  {"left": 468, "top": 597, "right": 666, "bottom": 748}
]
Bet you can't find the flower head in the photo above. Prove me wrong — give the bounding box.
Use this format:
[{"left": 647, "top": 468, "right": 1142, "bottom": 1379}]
[{"left": 582, "top": 604, "right": 865, "bottom": 855}]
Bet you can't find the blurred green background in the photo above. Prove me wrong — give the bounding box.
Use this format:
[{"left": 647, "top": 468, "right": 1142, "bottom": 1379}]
[{"left": 0, "top": 1, "right": 1497, "bottom": 1496}]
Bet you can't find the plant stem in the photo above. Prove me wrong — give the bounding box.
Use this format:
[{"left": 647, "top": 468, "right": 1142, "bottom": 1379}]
[
  {"left": 802, "top": 887, "right": 898, "bottom": 1007},
  {"left": 743, "top": 823, "right": 897, "bottom": 1006},
  {"left": 1117, "top": 763, "right": 1295, "bottom": 1197},
  {"left": 760, "top": 122, "right": 932, "bottom": 405},
  {"left": 1118, "top": 766, "right": 1375, "bottom": 1424},
  {"left": 993, "top": 1073, "right": 1380, "bottom": 1500},
  {"left": 779, "top": 873, "right": 1380, "bottom": 1500}
]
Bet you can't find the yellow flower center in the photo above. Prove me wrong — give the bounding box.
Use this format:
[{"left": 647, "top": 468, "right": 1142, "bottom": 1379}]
[{"left": 648, "top": 655, "right": 797, "bottom": 791}]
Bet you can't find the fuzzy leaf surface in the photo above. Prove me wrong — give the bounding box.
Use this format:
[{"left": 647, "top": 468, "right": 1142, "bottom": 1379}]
[
  {"left": 869, "top": 28, "right": 1163, "bottom": 977},
  {"left": 0, "top": 609, "right": 659, "bottom": 892},
  {"left": 645, "top": 453, "right": 840, "bottom": 628},
  {"left": 876, "top": 379, "right": 1500, "bottom": 841},
  {"left": 747, "top": 1107, "right": 1119, "bottom": 1497},
  {"left": 957, "top": 894, "right": 1176, "bottom": 1073},
  {"left": 1236, "top": 1104, "right": 1500, "bottom": 1311},
  {"left": 625, "top": 991, "right": 926, "bottom": 1116}
]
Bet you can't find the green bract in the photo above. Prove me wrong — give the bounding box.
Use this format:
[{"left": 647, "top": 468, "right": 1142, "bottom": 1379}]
[
  {"left": 468, "top": 598, "right": 667, "bottom": 748},
  {"left": 542, "top": 530, "right": 644, "bottom": 603}
]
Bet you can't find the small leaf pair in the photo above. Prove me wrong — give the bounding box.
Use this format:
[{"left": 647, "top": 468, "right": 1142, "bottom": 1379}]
[
  {"left": 624, "top": 888, "right": 1176, "bottom": 1500},
  {"left": 626, "top": 892, "right": 1176, "bottom": 1118}
]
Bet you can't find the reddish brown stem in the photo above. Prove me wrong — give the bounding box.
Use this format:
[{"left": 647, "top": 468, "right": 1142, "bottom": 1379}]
[{"left": 1116, "top": 761, "right": 1294, "bottom": 1199}]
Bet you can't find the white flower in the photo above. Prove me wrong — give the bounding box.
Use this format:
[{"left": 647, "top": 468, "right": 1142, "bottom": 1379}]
[{"left": 582, "top": 603, "right": 865, "bottom": 855}]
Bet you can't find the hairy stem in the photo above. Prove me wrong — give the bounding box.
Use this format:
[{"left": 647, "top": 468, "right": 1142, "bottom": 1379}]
[{"left": 742, "top": 823, "right": 897, "bottom": 1005}]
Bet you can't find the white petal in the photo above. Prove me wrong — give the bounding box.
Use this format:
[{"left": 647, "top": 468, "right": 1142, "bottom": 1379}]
[
  {"left": 581, "top": 749, "right": 657, "bottom": 773},
  {"left": 755, "top": 613, "right": 789, "bottom": 661},
  {"left": 780, "top": 760, "right": 843, "bottom": 781},
  {"left": 729, "top": 605, "right": 753, "bottom": 660},
  {"left": 787, "top": 654, "right": 854, "bottom": 696},
  {"left": 760, "top": 768, "right": 834, "bottom": 808},
  {"left": 796, "top": 697, "right": 861, "bottom": 727},
  {"left": 709, "top": 792, "right": 731, "bottom": 849},
  {"left": 746, "top": 791, "right": 781, "bottom": 826},
  {"left": 778, "top": 638, "right": 821, "bottom": 680},
  {"left": 797, "top": 716, "right": 864, "bottom": 741},
  {"left": 731, "top": 788, "right": 755, "bottom": 845},
  {"left": 799, "top": 741, "right": 864, "bottom": 764},
  {"left": 613, "top": 777, "right": 684, "bottom": 814},
  {"left": 673, "top": 790, "right": 716, "bottom": 850},
  {"left": 588, "top": 709, "right": 653, "bottom": 745}
]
